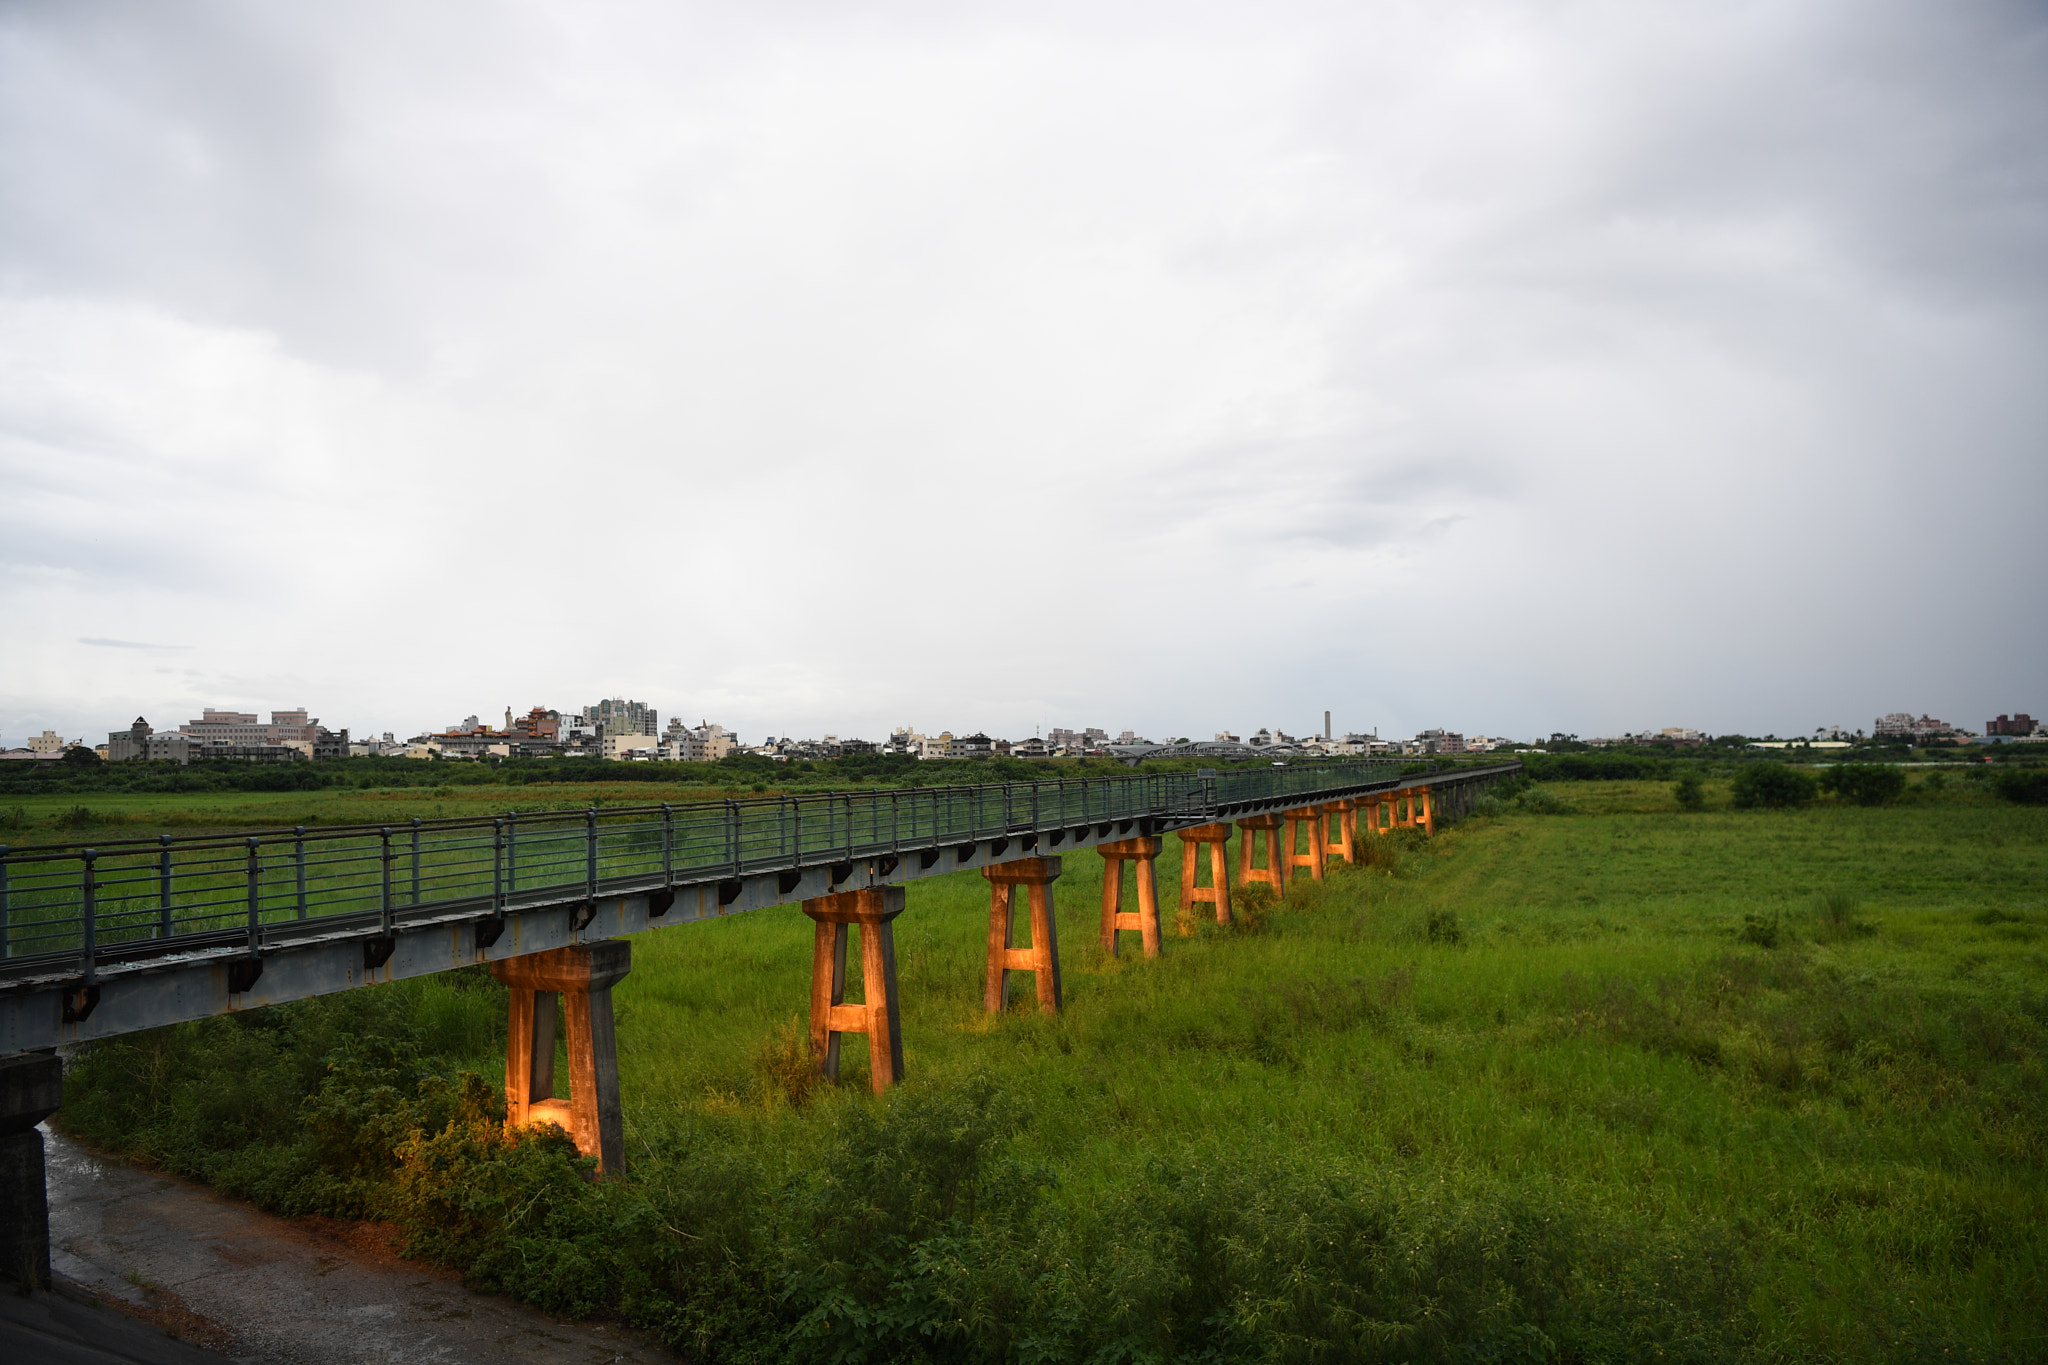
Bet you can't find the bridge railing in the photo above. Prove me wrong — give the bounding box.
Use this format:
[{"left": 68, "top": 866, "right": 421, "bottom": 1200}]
[{"left": 0, "top": 760, "right": 1440, "bottom": 976}]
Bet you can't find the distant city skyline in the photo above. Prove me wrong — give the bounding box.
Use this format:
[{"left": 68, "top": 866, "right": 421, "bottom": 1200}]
[{"left": 8, "top": 695, "right": 2033, "bottom": 756}]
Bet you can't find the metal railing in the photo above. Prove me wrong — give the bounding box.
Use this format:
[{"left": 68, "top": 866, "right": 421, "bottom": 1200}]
[{"left": 0, "top": 760, "right": 1450, "bottom": 979}]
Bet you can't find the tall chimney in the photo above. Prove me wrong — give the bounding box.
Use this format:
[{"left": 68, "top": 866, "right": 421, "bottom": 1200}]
[{"left": 1324, "top": 710, "right": 1331, "bottom": 740}]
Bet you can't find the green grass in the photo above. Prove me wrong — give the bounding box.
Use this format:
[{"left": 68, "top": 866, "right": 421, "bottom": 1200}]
[
  {"left": 60, "top": 781, "right": 2048, "bottom": 1361},
  {"left": 0, "top": 779, "right": 777, "bottom": 840}
]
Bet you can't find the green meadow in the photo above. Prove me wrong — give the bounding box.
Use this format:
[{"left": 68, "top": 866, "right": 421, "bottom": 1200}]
[
  {"left": 60, "top": 779, "right": 2048, "bottom": 1362},
  {"left": 0, "top": 778, "right": 771, "bottom": 836}
]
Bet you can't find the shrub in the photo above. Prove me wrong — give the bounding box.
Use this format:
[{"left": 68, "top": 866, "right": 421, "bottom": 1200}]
[
  {"left": 1426, "top": 909, "right": 1464, "bottom": 945},
  {"left": 1812, "top": 888, "right": 1870, "bottom": 943},
  {"left": 1515, "top": 785, "right": 1577, "bottom": 815},
  {"left": 1521, "top": 753, "right": 1669, "bottom": 781},
  {"left": 1229, "top": 881, "right": 1278, "bottom": 934},
  {"left": 754, "top": 1015, "right": 819, "bottom": 1107},
  {"left": 1739, "top": 911, "right": 1782, "bottom": 949},
  {"left": 1730, "top": 763, "right": 1816, "bottom": 810},
  {"left": 1992, "top": 767, "right": 2048, "bottom": 805},
  {"left": 1673, "top": 773, "right": 1704, "bottom": 811},
  {"left": 1819, "top": 764, "right": 1905, "bottom": 807}
]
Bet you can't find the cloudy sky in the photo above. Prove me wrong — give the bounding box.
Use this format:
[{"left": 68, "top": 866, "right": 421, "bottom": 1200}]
[{"left": 2, "top": 0, "right": 2043, "bottom": 747}]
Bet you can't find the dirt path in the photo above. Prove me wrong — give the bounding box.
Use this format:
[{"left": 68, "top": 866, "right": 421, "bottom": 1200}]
[{"left": 42, "top": 1125, "right": 677, "bottom": 1364}]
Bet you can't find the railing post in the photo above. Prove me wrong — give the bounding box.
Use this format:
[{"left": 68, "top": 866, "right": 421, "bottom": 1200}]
[
  {"left": 410, "top": 817, "right": 423, "bottom": 905},
  {"left": 493, "top": 818, "right": 505, "bottom": 912},
  {"left": 293, "top": 826, "right": 308, "bottom": 920},
  {"left": 158, "top": 834, "right": 174, "bottom": 938},
  {"left": 379, "top": 827, "right": 394, "bottom": 937},
  {"left": 726, "top": 799, "right": 740, "bottom": 874},
  {"left": 80, "top": 850, "right": 98, "bottom": 986},
  {"left": 0, "top": 844, "right": 9, "bottom": 958},
  {"left": 585, "top": 807, "right": 598, "bottom": 899},
  {"left": 507, "top": 812, "right": 519, "bottom": 893},
  {"left": 662, "top": 803, "right": 674, "bottom": 885},
  {"left": 245, "top": 837, "right": 262, "bottom": 955}
]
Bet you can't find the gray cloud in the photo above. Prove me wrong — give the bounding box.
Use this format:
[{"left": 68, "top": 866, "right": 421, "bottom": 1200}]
[{"left": 1, "top": 0, "right": 2043, "bottom": 744}]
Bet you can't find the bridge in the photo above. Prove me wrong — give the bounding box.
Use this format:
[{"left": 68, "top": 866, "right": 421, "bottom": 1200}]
[{"left": 0, "top": 759, "right": 1520, "bottom": 1283}]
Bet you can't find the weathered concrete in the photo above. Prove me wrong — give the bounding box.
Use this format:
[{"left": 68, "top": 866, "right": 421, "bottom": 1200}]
[
  {"left": 0, "top": 1050, "right": 61, "bottom": 1287},
  {"left": 803, "top": 887, "right": 907, "bottom": 1091},
  {"left": 984, "top": 857, "right": 1063, "bottom": 1013},
  {"left": 43, "top": 1126, "right": 675, "bottom": 1364},
  {"left": 1096, "top": 837, "right": 1162, "bottom": 958},
  {"left": 492, "top": 942, "right": 630, "bottom": 1177},
  {"left": 1176, "top": 824, "right": 1233, "bottom": 930}
]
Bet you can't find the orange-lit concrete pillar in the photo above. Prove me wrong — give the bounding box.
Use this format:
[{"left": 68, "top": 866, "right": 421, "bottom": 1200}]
[
  {"left": 985, "top": 857, "right": 1063, "bottom": 1012},
  {"left": 1177, "top": 824, "right": 1233, "bottom": 930},
  {"left": 493, "top": 941, "right": 630, "bottom": 1176},
  {"left": 1323, "top": 799, "right": 1357, "bottom": 865},
  {"left": 1419, "top": 785, "right": 1436, "bottom": 835},
  {"left": 1235, "top": 814, "right": 1286, "bottom": 895},
  {"left": 1283, "top": 806, "right": 1326, "bottom": 882},
  {"left": 804, "top": 886, "right": 907, "bottom": 1092},
  {"left": 1098, "top": 837, "right": 1162, "bottom": 958}
]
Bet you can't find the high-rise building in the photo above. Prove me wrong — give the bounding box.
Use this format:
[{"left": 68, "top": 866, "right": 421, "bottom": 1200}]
[{"left": 590, "top": 698, "right": 658, "bottom": 737}]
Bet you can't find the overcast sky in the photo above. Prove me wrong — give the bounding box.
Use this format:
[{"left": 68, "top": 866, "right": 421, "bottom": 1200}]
[{"left": 3, "top": 0, "right": 2043, "bottom": 747}]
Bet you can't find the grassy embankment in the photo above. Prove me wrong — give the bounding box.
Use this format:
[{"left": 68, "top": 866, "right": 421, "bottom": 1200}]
[{"left": 59, "top": 779, "right": 2048, "bottom": 1362}]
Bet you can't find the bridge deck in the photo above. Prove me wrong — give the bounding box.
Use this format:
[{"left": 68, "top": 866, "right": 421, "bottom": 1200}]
[{"left": 0, "top": 761, "right": 1519, "bottom": 1054}]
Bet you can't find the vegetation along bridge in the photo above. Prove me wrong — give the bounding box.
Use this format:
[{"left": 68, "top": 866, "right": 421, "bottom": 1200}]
[{"left": 0, "top": 760, "right": 1519, "bottom": 1279}]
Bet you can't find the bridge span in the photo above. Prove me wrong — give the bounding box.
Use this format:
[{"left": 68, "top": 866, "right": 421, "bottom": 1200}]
[{"left": 0, "top": 759, "right": 1519, "bottom": 1283}]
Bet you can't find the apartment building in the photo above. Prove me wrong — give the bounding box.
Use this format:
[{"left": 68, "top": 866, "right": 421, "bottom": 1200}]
[{"left": 590, "top": 698, "right": 658, "bottom": 738}]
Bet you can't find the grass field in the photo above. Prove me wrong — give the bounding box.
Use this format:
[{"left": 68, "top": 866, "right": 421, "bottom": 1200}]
[
  {"left": 0, "top": 778, "right": 775, "bottom": 837},
  {"left": 60, "top": 778, "right": 2048, "bottom": 1362}
]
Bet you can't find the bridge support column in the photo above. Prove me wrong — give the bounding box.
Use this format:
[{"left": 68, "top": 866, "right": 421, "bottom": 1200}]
[
  {"left": 1177, "top": 824, "right": 1233, "bottom": 930},
  {"left": 1098, "top": 838, "right": 1162, "bottom": 958},
  {"left": 0, "top": 1051, "right": 60, "bottom": 1288},
  {"left": 1401, "top": 786, "right": 1434, "bottom": 835},
  {"left": 1283, "top": 807, "right": 1326, "bottom": 883},
  {"left": 804, "top": 887, "right": 906, "bottom": 1092},
  {"left": 491, "top": 941, "right": 630, "bottom": 1177},
  {"left": 1322, "top": 800, "right": 1357, "bottom": 865},
  {"left": 1235, "top": 815, "right": 1286, "bottom": 895},
  {"left": 985, "top": 857, "right": 1063, "bottom": 1012}
]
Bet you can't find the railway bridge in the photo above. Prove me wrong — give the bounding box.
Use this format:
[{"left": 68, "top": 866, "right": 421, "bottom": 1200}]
[{"left": 0, "top": 758, "right": 1520, "bottom": 1282}]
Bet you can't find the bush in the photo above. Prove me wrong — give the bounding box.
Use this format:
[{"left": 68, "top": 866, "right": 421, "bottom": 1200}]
[
  {"left": 1738, "top": 911, "right": 1782, "bottom": 949},
  {"left": 1521, "top": 754, "right": 1670, "bottom": 782},
  {"left": 1819, "top": 764, "right": 1905, "bottom": 807},
  {"left": 1515, "top": 785, "right": 1577, "bottom": 815},
  {"left": 1730, "top": 763, "right": 1817, "bottom": 810},
  {"left": 1673, "top": 773, "right": 1704, "bottom": 811},
  {"left": 1992, "top": 767, "right": 2048, "bottom": 805}
]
